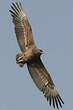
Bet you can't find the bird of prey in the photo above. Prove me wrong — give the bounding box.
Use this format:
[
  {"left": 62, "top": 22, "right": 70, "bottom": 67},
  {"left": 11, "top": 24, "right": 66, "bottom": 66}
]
[{"left": 9, "top": 2, "right": 64, "bottom": 109}]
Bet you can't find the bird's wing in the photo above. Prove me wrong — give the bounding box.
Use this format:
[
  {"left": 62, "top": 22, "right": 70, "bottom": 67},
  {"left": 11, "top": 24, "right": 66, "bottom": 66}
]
[
  {"left": 27, "top": 57, "right": 64, "bottom": 109},
  {"left": 9, "top": 2, "right": 35, "bottom": 52}
]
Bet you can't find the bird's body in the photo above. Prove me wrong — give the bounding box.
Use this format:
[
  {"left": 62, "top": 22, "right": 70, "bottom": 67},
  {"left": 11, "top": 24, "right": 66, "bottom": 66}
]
[
  {"left": 9, "top": 2, "right": 64, "bottom": 109},
  {"left": 16, "top": 46, "right": 43, "bottom": 66}
]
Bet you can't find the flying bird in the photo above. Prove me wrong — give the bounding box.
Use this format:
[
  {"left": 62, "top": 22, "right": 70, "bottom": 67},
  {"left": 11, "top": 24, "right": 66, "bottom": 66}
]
[{"left": 9, "top": 2, "right": 64, "bottom": 109}]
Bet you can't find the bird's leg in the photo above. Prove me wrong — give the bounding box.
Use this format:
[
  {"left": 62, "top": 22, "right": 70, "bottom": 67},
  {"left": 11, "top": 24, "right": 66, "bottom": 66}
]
[{"left": 16, "top": 53, "right": 26, "bottom": 67}]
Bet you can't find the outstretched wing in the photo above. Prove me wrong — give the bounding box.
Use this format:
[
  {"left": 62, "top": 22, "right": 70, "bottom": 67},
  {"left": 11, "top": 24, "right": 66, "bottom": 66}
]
[
  {"left": 27, "top": 57, "right": 64, "bottom": 109},
  {"left": 9, "top": 2, "right": 35, "bottom": 52}
]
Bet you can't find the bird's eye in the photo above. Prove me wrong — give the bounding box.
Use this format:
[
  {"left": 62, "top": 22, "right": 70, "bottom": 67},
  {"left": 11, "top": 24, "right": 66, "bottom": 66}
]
[
  {"left": 40, "top": 49, "right": 43, "bottom": 53},
  {"left": 40, "top": 49, "right": 43, "bottom": 52}
]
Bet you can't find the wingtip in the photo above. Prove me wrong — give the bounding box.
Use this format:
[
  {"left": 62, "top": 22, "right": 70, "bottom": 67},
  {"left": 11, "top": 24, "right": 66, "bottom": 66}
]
[
  {"left": 19, "top": 1, "right": 23, "bottom": 9},
  {"left": 9, "top": 9, "right": 13, "bottom": 14},
  {"left": 10, "top": 1, "right": 23, "bottom": 11},
  {"left": 58, "top": 95, "right": 64, "bottom": 105},
  {"left": 44, "top": 86, "right": 64, "bottom": 109}
]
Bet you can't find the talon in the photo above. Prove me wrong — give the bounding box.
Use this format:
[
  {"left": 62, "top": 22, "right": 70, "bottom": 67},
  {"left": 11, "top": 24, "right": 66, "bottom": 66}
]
[
  {"left": 16, "top": 53, "right": 23, "bottom": 61},
  {"left": 19, "top": 63, "right": 24, "bottom": 67},
  {"left": 17, "top": 56, "right": 24, "bottom": 61},
  {"left": 16, "top": 61, "right": 24, "bottom": 67},
  {"left": 16, "top": 53, "right": 26, "bottom": 67},
  {"left": 17, "top": 58, "right": 24, "bottom": 63}
]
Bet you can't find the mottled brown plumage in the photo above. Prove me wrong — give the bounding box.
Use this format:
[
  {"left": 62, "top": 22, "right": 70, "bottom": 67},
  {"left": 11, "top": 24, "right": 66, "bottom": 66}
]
[{"left": 9, "top": 2, "right": 64, "bottom": 109}]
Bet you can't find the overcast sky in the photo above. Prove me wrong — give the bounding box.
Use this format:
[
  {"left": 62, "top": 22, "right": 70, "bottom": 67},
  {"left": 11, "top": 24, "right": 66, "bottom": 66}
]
[{"left": 0, "top": 0, "right": 73, "bottom": 110}]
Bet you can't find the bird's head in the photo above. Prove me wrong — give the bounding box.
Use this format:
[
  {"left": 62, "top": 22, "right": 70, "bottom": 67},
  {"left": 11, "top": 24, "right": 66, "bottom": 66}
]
[{"left": 34, "top": 48, "right": 44, "bottom": 56}]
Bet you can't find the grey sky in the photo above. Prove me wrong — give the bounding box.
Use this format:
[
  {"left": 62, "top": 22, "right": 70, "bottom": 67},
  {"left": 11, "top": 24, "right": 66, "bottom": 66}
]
[{"left": 0, "top": 0, "right": 73, "bottom": 110}]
